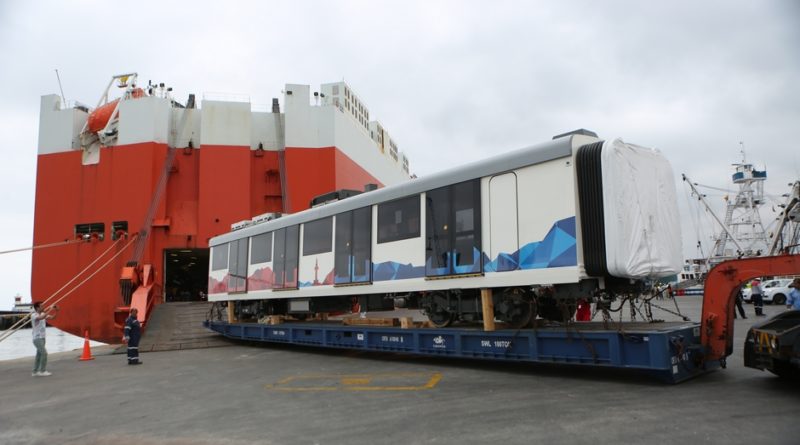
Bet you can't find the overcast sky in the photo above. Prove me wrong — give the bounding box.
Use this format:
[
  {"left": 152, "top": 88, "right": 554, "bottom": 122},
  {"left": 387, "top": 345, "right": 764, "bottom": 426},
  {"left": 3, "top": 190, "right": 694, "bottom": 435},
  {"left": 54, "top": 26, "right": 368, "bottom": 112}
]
[{"left": 1, "top": 1, "right": 798, "bottom": 309}]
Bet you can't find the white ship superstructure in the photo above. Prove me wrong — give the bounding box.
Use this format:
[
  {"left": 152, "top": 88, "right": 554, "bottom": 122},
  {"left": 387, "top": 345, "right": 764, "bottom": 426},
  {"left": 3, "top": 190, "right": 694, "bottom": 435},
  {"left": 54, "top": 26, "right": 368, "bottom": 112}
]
[{"left": 710, "top": 159, "right": 769, "bottom": 262}]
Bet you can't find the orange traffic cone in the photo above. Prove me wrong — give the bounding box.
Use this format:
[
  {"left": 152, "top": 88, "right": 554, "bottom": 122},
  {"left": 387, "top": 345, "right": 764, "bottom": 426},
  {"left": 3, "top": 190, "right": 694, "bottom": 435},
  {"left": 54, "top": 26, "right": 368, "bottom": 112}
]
[{"left": 79, "top": 330, "right": 95, "bottom": 361}]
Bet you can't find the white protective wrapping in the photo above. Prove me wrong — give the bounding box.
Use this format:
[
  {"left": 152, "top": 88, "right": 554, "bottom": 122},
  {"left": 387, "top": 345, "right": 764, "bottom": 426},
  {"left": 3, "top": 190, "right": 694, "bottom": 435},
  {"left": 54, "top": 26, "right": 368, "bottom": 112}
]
[{"left": 601, "top": 138, "right": 682, "bottom": 278}]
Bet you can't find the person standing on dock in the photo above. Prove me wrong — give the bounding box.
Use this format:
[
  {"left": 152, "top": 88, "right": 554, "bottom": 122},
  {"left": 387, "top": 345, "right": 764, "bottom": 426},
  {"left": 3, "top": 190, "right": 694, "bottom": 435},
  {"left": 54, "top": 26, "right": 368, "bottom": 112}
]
[
  {"left": 733, "top": 287, "right": 747, "bottom": 319},
  {"left": 122, "top": 308, "right": 142, "bottom": 365},
  {"left": 31, "top": 302, "right": 58, "bottom": 377},
  {"left": 751, "top": 279, "right": 765, "bottom": 316}
]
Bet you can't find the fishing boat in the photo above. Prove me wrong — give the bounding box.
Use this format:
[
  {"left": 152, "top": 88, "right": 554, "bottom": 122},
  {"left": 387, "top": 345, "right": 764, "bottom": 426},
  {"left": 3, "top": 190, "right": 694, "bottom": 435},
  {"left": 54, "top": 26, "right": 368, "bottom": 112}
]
[
  {"left": 0, "top": 295, "right": 32, "bottom": 330},
  {"left": 678, "top": 149, "right": 800, "bottom": 294},
  {"left": 32, "top": 73, "right": 412, "bottom": 343}
]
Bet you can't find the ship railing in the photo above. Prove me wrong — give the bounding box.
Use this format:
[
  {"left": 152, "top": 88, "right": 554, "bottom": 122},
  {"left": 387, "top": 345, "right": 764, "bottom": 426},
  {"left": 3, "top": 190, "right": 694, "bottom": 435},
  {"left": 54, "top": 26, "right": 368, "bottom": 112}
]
[{"left": 144, "top": 282, "right": 163, "bottom": 327}]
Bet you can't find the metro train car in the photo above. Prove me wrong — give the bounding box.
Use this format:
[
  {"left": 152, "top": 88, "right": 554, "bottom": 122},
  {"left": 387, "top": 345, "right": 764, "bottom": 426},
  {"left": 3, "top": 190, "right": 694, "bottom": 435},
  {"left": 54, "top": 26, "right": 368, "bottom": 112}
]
[{"left": 208, "top": 129, "right": 682, "bottom": 327}]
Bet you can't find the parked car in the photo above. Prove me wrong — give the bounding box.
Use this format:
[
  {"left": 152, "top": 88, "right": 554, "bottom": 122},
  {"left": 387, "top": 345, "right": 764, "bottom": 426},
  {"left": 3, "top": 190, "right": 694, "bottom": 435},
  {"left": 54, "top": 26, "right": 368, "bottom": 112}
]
[
  {"left": 742, "top": 286, "right": 753, "bottom": 302},
  {"left": 764, "top": 279, "right": 796, "bottom": 305},
  {"left": 742, "top": 279, "right": 792, "bottom": 304}
]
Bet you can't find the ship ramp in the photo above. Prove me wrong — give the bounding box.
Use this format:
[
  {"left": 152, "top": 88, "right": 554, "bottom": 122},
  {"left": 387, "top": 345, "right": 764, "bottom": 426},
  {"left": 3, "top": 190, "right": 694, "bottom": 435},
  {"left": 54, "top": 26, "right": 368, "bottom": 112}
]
[{"left": 122, "top": 302, "right": 232, "bottom": 353}]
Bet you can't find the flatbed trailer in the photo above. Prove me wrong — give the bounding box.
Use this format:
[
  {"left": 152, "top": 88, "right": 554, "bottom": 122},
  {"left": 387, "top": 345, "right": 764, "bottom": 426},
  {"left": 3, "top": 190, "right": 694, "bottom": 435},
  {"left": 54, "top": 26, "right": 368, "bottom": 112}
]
[
  {"left": 203, "top": 252, "right": 800, "bottom": 384},
  {"left": 204, "top": 319, "right": 717, "bottom": 384}
]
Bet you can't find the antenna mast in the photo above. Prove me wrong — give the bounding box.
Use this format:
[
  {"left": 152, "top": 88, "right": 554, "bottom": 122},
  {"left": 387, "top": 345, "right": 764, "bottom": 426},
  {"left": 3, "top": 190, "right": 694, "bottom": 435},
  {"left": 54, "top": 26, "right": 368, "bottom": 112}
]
[{"left": 54, "top": 69, "right": 66, "bottom": 106}]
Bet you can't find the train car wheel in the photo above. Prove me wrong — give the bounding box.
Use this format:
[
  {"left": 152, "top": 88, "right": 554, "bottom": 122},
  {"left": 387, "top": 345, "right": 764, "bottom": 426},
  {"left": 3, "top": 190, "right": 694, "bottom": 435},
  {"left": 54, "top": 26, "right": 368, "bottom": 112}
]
[
  {"left": 422, "top": 291, "right": 454, "bottom": 327},
  {"left": 495, "top": 289, "right": 535, "bottom": 329},
  {"left": 503, "top": 302, "right": 534, "bottom": 329},
  {"left": 428, "top": 311, "right": 454, "bottom": 328}
]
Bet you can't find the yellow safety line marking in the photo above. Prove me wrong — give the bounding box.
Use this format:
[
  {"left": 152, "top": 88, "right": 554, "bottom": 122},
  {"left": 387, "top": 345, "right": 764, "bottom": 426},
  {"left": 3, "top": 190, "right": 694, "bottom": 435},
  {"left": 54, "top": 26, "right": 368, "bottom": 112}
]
[
  {"left": 341, "top": 378, "right": 372, "bottom": 385},
  {"left": 265, "top": 372, "right": 443, "bottom": 392},
  {"left": 267, "top": 386, "right": 340, "bottom": 392}
]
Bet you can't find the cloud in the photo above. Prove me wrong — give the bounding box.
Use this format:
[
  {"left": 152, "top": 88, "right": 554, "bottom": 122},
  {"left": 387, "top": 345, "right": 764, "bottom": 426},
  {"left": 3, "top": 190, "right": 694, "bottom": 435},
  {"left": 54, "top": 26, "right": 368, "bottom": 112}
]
[{"left": 0, "top": 0, "right": 798, "bottom": 308}]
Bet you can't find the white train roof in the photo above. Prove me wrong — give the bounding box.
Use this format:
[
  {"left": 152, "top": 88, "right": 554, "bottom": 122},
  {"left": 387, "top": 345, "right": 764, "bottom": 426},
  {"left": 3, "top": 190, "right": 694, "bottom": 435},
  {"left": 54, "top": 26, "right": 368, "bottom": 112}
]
[{"left": 210, "top": 133, "right": 592, "bottom": 246}]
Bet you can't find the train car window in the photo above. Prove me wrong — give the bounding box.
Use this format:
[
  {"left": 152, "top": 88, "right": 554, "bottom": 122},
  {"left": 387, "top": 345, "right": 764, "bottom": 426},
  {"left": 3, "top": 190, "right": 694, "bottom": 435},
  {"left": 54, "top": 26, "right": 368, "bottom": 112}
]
[
  {"left": 452, "top": 180, "right": 481, "bottom": 269},
  {"left": 211, "top": 243, "right": 229, "bottom": 271},
  {"left": 250, "top": 232, "right": 273, "bottom": 264},
  {"left": 426, "top": 187, "right": 451, "bottom": 273},
  {"left": 303, "top": 217, "right": 333, "bottom": 255},
  {"left": 335, "top": 207, "right": 372, "bottom": 284},
  {"left": 274, "top": 225, "right": 300, "bottom": 289},
  {"left": 425, "top": 179, "right": 481, "bottom": 276},
  {"left": 228, "top": 238, "right": 248, "bottom": 292},
  {"left": 377, "top": 195, "right": 420, "bottom": 243},
  {"left": 229, "top": 241, "right": 238, "bottom": 274}
]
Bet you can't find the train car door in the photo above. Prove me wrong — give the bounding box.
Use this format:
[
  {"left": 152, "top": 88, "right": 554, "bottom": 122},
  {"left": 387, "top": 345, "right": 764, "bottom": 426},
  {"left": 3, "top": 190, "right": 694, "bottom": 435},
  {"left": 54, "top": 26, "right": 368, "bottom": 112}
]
[
  {"left": 227, "top": 239, "right": 248, "bottom": 292},
  {"left": 489, "top": 173, "right": 519, "bottom": 271},
  {"left": 273, "top": 225, "right": 300, "bottom": 288},
  {"left": 334, "top": 207, "right": 372, "bottom": 284},
  {"left": 425, "top": 179, "right": 482, "bottom": 277}
]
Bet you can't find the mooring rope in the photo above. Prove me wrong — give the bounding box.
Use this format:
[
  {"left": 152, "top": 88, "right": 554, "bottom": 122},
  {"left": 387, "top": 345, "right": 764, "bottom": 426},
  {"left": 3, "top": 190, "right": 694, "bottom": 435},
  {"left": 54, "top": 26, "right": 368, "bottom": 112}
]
[
  {"left": 0, "top": 238, "right": 84, "bottom": 255},
  {"left": 0, "top": 234, "right": 138, "bottom": 343}
]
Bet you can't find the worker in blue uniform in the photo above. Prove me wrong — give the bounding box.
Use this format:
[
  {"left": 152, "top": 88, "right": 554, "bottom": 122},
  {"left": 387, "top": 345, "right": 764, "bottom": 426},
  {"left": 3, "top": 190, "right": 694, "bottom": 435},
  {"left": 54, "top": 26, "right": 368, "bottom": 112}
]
[
  {"left": 786, "top": 278, "right": 800, "bottom": 311},
  {"left": 122, "top": 307, "right": 142, "bottom": 365}
]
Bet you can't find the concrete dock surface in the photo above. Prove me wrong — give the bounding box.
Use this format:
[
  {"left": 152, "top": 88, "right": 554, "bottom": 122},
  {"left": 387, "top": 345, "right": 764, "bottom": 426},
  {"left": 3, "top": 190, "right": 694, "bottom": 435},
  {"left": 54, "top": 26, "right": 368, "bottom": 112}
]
[{"left": 1, "top": 297, "right": 799, "bottom": 445}]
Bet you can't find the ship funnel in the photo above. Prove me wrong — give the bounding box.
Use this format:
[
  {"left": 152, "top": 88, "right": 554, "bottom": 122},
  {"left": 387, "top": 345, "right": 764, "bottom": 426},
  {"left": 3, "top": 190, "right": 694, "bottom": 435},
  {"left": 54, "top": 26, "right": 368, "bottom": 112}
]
[{"left": 272, "top": 98, "right": 280, "bottom": 113}]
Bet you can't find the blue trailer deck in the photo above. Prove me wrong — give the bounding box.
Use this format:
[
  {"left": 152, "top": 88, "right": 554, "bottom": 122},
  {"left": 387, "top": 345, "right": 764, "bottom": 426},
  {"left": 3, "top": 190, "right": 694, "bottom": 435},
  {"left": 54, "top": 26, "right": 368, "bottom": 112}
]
[{"left": 205, "top": 319, "right": 719, "bottom": 383}]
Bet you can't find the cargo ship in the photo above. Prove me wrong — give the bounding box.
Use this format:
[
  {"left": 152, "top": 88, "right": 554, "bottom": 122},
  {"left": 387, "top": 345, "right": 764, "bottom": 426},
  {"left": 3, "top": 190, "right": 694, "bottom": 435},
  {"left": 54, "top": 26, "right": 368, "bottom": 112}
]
[{"left": 32, "top": 73, "right": 412, "bottom": 343}]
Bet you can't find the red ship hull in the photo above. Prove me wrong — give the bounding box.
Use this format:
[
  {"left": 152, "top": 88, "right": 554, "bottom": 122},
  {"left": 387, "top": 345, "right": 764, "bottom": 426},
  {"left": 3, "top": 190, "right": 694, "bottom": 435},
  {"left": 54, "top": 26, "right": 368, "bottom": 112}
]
[
  {"left": 33, "top": 79, "right": 409, "bottom": 343},
  {"left": 33, "top": 143, "right": 384, "bottom": 343}
]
